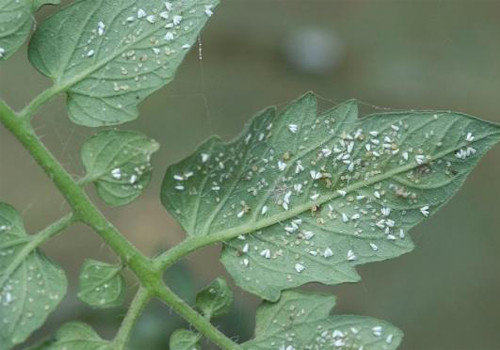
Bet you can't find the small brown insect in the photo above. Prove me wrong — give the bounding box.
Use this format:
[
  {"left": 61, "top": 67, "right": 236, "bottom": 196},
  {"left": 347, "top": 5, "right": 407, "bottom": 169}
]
[{"left": 311, "top": 204, "right": 321, "bottom": 214}]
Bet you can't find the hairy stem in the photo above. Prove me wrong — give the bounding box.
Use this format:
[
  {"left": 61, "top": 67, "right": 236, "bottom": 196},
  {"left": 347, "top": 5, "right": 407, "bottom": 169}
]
[
  {"left": 0, "top": 98, "right": 240, "bottom": 349},
  {"left": 154, "top": 282, "right": 241, "bottom": 350},
  {"left": 113, "top": 288, "right": 151, "bottom": 349},
  {"left": 0, "top": 102, "right": 156, "bottom": 281},
  {"left": 18, "top": 85, "right": 62, "bottom": 120}
]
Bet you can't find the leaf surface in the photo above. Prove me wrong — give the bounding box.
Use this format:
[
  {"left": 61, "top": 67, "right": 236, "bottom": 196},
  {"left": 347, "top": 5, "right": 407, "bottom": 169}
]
[
  {"left": 243, "top": 290, "right": 403, "bottom": 349},
  {"left": 77, "top": 259, "right": 124, "bottom": 308},
  {"left": 161, "top": 93, "right": 500, "bottom": 300},
  {"left": 0, "top": 0, "right": 59, "bottom": 60},
  {"left": 169, "top": 329, "right": 201, "bottom": 350},
  {"left": 28, "top": 0, "right": 218, "bottom": 126},
  {"left": 0, "top": 203, "right": 67, "bottom": 349},
  {"left": 36, "top": 322, "right": 112, "bottom": 350},
  {"left": 195, "top": 277, "right": 232, "bottom": 319},
  {"left": 81, "top": 130, "right": 159, "bottom": 206}
]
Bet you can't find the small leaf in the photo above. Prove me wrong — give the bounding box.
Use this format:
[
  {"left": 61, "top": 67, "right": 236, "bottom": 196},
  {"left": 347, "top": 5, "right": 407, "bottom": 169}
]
[
  {"left": 0, "top": 0, "right": 59, "bottom": 61},
  {"left": 195, "top": 277, "right": 232, "bottom": 319},
  {"left": 28, "top": 0, "right": 219, "bottom": 127},
  {"left": 161, "top": 93, "right": 500, "bottom": 301},
  {"left": 0, "top": 203, "right": 67, "bottom": 349},
  {"left": 77, "top": 259, "right": 125, "bottom": 308},
  {"left": 36, "top": 322, "right": 112, "bottom": 350},
  {"left": 81, "top": 130, "right": 159, "bottom": 206},
  {"left": 243, "top": 290, "right": 403, "bottom": 349},
  {"left": 169, "top": 329, "right": 201, "bottom": 350}
]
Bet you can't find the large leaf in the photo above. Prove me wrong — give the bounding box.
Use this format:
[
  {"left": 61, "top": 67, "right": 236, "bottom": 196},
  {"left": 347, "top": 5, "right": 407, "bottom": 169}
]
[
  {"left": 169, "top": 329, "right": 201, "bottom": 350},
  {"left": 243, "top": 290, "right": 403, "bottom": 349},
  {"left": 81, "top": 130, "right": 159, "bottom": 206},
  {"left": 35, "top": 322, "right": 112, "bottom": 350},
  {"left": 77, "top": 259, "right": 125, "bottom": 308},
  {"left": 161, "top": 93, "right": 500, "bottom": 301},
  {"left": 195, "top": 277, "right": 232, "bottom": 319},
  {"left": 0, "top": 203, "right": 67, "bottom": 349},
  {"left": 0, "top": 0, "right": 59, "bottom": 61},
  {"left": 28, "top": 0, "right": 219, "bottom": 127}
]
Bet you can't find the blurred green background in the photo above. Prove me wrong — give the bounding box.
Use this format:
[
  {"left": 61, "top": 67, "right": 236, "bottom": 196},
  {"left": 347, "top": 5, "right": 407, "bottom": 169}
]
[{"left": 1, "top": 0, "right": 500, "bottom": 349}]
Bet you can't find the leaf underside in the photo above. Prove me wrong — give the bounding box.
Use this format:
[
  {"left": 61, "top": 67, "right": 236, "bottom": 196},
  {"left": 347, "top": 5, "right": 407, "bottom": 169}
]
[
  {"left": 169, "top": 329, "right": 201, "bottom": 350},
  {"left": 195, "top": 277, "right": 232, "bottom": 319},
  {"left": 34, "top": 322, "right": 112, "bottom": 350},
  {"left": 77, "top": 259, "right": 125, "bottom": 308},
  {"left": 81, "top": 130, "right": 159, "bottom": 206},
  {"left": 0, "top": 0, "right": 59, "bottom": 61},
  {"left": 161, "top": 92, "right": 500, "bottom": 301},
  {"left": 28, "top": 0, "right": 219, "bottom": 127},
  {"left": 0, "top": 203, "right": 67, "bottom": 349},
  {"left": 243, "top": 290, "right": 403, "bottom": 349}
]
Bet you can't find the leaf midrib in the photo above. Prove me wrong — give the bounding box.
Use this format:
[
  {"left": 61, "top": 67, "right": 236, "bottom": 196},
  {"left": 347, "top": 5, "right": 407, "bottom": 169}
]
[
  {"left": 203, "top": 130, "right": 500, "bottom": 244},
  {"left": 50, "top": 2, "right": 209, "bottom": 95}
]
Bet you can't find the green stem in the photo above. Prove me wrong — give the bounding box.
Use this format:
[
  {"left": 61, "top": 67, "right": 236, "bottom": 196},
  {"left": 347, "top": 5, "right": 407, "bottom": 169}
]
[
  {"left": 154, "top": 283, "right": 241, "bottom": 350},
  {"left": 0, "top": 101, "right": 156, "bottom": 283},
  {"left": 0, "top": 98, "right": 240, "bottom": 349},
  {"left": 113, "top": 288, "right": 151, "bottom": 350},
  {"left": 18, "top": 85, "right": 62, "bottom": 120}
]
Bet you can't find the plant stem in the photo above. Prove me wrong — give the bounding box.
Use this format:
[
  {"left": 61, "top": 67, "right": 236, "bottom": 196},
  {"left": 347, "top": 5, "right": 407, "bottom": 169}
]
[
  {"left": 113, "top": 288, "right": 151, "bottom": 350},
  {"left": 33, "top": 213, "right": 75, "bottom": 246},
  {"left": 154, "top": 283, "right": 241, "bottom": 350},
  {"left": 18, "top": 85, "right": 62, "bottom": 120},
  {"left": 0, "top": 98, "right": 241, "bottom": 349},
  {"left": 0, "top": 102, "right": 156, "bottom": 283}
]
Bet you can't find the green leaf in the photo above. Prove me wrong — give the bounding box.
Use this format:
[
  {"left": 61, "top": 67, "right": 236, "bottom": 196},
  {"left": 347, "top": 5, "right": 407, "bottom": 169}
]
[
  {"left": 0, "top": 203, "right": 67, "bottom": 349},
  {"left": 77, "top": 259, "right": 125, "bottom": 308},
  {"left": 28, "top": 0, "right": 219, "bottom": 127},
  {"left": 169, "top": 329, "right": 201, "bottom": 350},
  {"left": 195, "top": 277, "right": 232, "bottom": 319},
  {"left": 243, "top": 290, "right": 403, "bottom": 349},
  {"left": 36, "top": 322, "right": 112, "bottom": 350},
  {"left": 0, "top": 0, "right": 59, "bottom": 61},
  {"left": 81, "top": 130, "right": 159, "bottom": 206},
  {"left": 161, "top": 92, "right": 500, "bottom": 301}
]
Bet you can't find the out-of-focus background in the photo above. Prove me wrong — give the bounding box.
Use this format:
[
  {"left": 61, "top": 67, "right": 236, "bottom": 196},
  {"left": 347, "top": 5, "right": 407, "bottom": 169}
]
[{"left": 1, "top": 1, "right": 500, "bottom": 349}]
